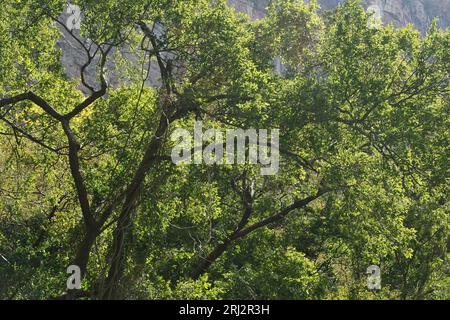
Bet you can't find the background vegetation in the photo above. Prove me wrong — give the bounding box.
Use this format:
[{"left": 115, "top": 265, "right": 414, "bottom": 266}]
[{"left": 0, "top": 0, "right": 448, "bottom": 299}]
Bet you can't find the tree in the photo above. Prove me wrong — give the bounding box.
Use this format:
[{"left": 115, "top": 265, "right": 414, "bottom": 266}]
[{"left": 0, "top": 0, "right": 448, "bottom": 300}]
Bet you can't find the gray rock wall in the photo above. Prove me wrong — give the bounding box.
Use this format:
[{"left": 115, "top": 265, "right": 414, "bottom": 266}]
[{"left": 57, "top": 1, "right": 450, "bottom": 91}]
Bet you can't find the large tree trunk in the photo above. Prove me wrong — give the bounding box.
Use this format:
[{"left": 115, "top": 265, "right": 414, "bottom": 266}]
[
  {"left": 62, "top": 226, "right": 99, "bottom": 300},
  {"left": 73, "top": 229, "right": 99, "bottom": 278},
  {"left": 99, "top": 112, "right": 173, "bottom": 299},
  {"left": 100, "top": 200, "right": 136, "bottom": 299}
]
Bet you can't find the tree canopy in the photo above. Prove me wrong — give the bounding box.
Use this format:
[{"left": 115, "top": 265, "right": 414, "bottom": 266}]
[{"left": 0, "top": 0, "right": 448, "bottom": 300}]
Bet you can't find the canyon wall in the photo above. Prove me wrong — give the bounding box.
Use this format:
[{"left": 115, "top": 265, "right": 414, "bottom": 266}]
[
  {"left": 229, "top": 0, "right": 450, "bottom": 32},
  {"left": 59, "top": 1, "right": 450, "bottom": 90}
]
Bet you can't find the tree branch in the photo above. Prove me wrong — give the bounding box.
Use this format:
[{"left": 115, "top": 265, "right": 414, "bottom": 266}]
[
  {"left": 191, "top": 188, "right": 331, "bottom": 279},
  {"left": 137, "top": 21, "right": 172, "bottom": 94},
  {"left": 64, "top": 46, "right": 111, "bottom": 120},
  {"left": 0, "top": 92, "right": 64, "bottom": 121},
  {"left": 61, "top": 121, "right": 96, "bottom": 230}
]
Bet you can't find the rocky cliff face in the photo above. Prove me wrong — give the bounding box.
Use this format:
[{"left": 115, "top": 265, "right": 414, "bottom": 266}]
[
  {"left": 59, "top": 1, "right": 449, "bottom": 90},
  {"left": 229, "top": 0, "right": 450, "bottom": 32},
  {"left": 324, "top": 0, "right": 450, "bottom": 32}
]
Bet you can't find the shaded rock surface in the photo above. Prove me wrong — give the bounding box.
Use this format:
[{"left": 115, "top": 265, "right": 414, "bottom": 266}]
[
  {"left": 229, "top": 0, "right": 450, "bottom": 31},
  {"left": 58, "top": 1, "right": 450, "bottom": 90}
]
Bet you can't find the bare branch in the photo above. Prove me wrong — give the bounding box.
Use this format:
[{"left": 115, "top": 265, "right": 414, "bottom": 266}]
[
  {"left": 0, "top": 92, "right": 64, "bottom": 121},
  {"left": 64, "top": 46, "right": 111, "bottom": 120},
  {"left": 0, "top": 116, "right": 68, "bottom": 155},
  {"left": 137, "top": 21, "right": 172, "bottom": 94},
  {"left": 230, "top": 189, "right": 330, "bottom": 241}
]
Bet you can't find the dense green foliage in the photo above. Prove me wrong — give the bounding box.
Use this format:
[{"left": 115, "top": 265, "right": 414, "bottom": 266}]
[{"left": 0, "top": 0, "right": 448, "bottom": 300}]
